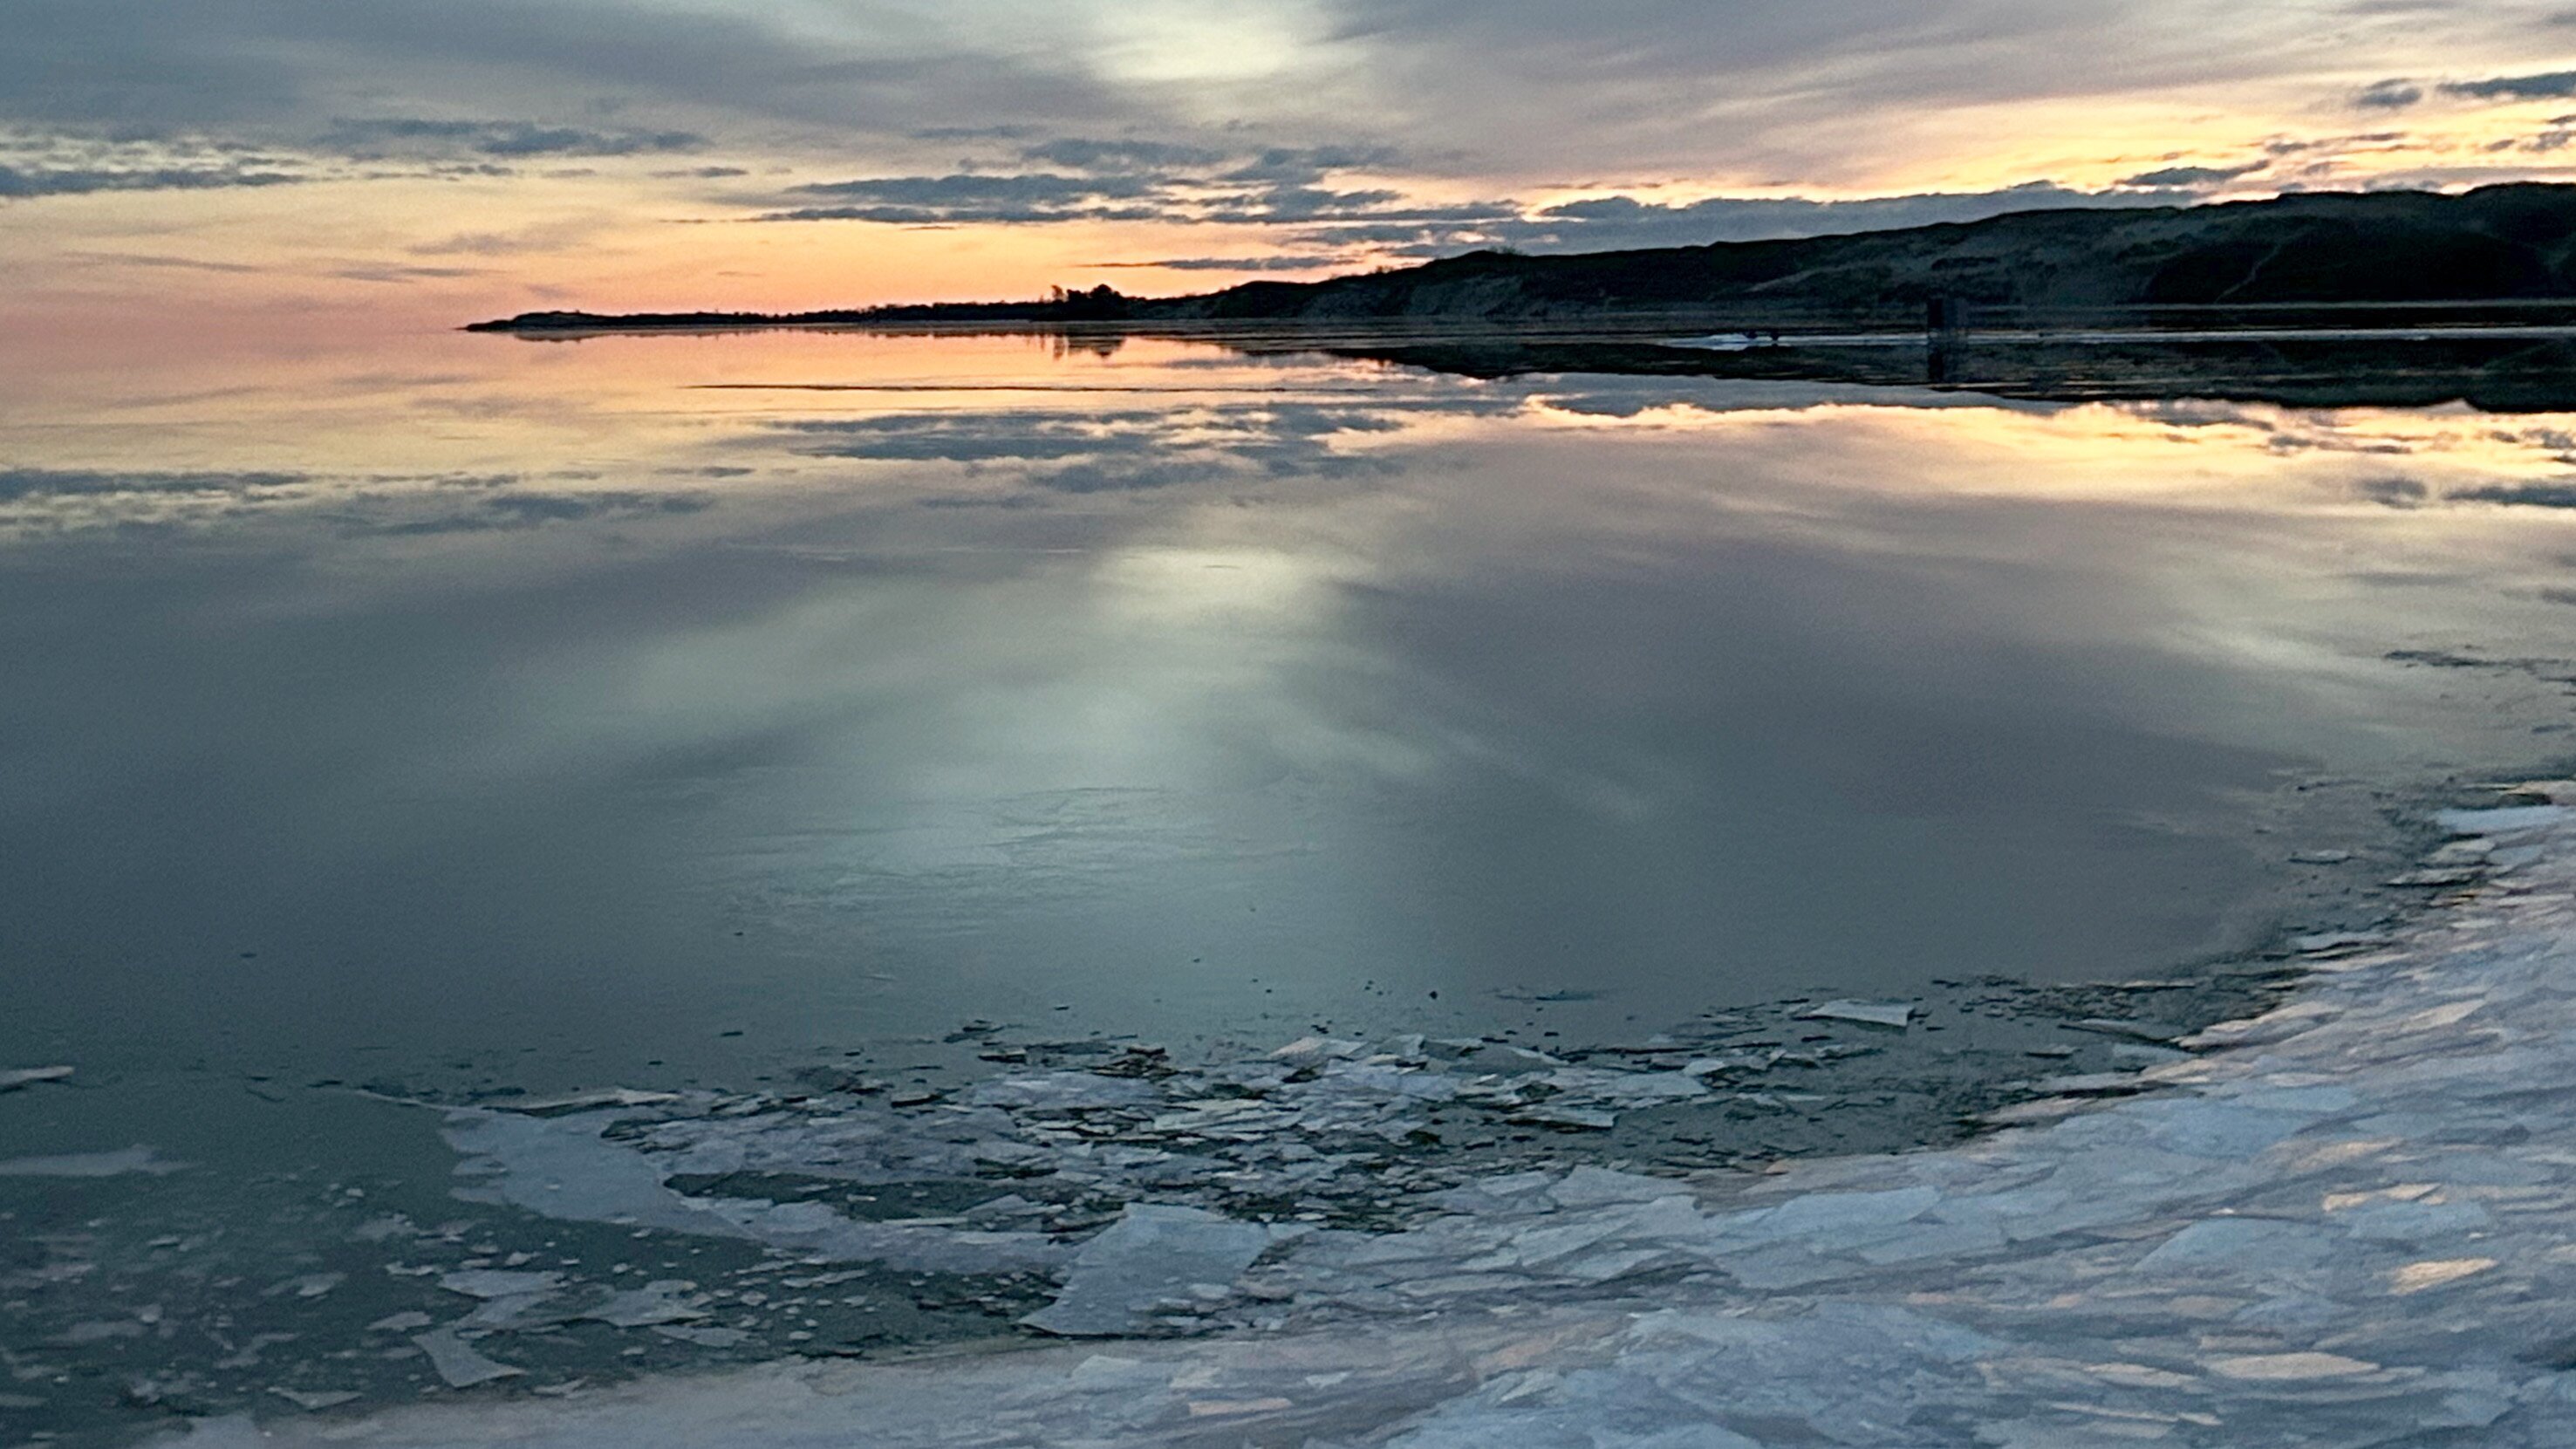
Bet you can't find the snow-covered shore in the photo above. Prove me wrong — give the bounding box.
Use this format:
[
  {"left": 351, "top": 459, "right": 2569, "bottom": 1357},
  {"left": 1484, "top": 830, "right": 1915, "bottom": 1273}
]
[{"left": 145, "top": 791, "right": 2576, "bottom": 1446}]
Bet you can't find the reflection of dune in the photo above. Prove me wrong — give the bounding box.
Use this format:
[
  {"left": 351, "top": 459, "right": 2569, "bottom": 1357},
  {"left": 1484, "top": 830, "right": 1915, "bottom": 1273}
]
[{"left": 1295, "top": 325, "right": 2576, "bottom": 414}]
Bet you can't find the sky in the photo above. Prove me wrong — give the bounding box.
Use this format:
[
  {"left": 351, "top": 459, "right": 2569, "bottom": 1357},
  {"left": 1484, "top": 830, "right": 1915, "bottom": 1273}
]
[{"left": 10, "top": 0, "right": 2576, "bottom": 330}]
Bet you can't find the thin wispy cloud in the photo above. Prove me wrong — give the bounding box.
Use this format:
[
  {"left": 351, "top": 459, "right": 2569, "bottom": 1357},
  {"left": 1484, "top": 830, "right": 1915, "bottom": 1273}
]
[
  {"left": 1498, "top": 184, "right": 2177, "bottom": 251},
  {"left": 0, "top": 162, "right": 304, "bottom": 198},
  {"left": 1096, "top": 255, "right": 1356, "bottom": 271},
  {"left": 318, "top": 119, "right": 707, "bottom": 161},
  {"left": 2120, "top": 162, "right": 2270, "bottom": 188},
  {"left": 2355, "top": 79, "right": 2426, "bottom": 109},
  {"left": 2443, "top": 71, "right": 2576, "bottom": 101}
]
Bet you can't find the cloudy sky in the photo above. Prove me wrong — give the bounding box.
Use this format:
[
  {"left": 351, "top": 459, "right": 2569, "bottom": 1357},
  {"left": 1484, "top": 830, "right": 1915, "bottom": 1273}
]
[{"left": 10, "top": 0, "right": 2576, "bottom": 326}]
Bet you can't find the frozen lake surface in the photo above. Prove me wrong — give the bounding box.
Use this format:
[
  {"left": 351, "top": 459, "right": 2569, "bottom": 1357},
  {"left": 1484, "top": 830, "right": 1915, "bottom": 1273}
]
[{"left": 11, "top": 325, "right": 2576, "bottom": 1441}]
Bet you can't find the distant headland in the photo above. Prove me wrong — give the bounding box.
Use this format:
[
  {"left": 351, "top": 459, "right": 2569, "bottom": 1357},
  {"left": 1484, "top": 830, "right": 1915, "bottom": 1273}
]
[{"left": 469, "top": 184, "right": 2576, "bottom": 334}]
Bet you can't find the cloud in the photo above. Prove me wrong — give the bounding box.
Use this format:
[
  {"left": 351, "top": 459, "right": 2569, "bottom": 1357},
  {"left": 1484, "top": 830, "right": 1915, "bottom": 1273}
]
[
  {"left": 788, "top": 414, "right": 1144, "bottom": 464},
  {"left": 1485, "top": 183, "right": 2176, "bottom": 251},
  {"left": 319, "top": 118, "right": 704, "bottom": 159},
  {"left": 329, "top": 263, "right": 487, "bottom": 284},
  {"left": 1219, "top": 146, "right": 1407, "bottom": 184},
  {"left": 0, "top": 468, "right": 306, "bottom": 502},
  {"left": 763, "top": 203, "right": 1173, "bottom": 224},
  {"left": 1196, "top": 188, "right": 1417, "bottom": 224},
  {"left": 0, "top": 464, "right": 715, "bottom": 537},
  {"left": 787, "top": 172, "right": 1167, "bottom": 208},
  {"left": 1096, "top": 255, "right": 1357, "bottom": 272},
  {"left": 2117, "top": 161, "right": 2269, "bottom": 188},
  {"left": 0, "top": 0, "right": 1133, "bottom": 154},
  {"left": 911, "top": 125, "right": 1041, "bottom": 142},
  {"left": 763, "top": 167, "right": 1198, "bottom": 223},
  {"left": 1016, "top": 138, "right": 1228, "bottom": 172},
  {"left": 2355, "top": 79, "right": 2424, "bottom": 109},
  {"left": 776, "top": 403, "right": 1407, "bottom": 493},
  {"left": 0, "top": 162, "right": 304, "bottom": 198},
  {"left": 2452, "top": 481, "right": 2576, "bottom": 508},
  {"left": 2353, "top": 475, "right": 2429, "bottom": 507},
  {"left": 2441, "top": 71, "right": 2576, "bottom": 101},
  {"left": 758, "top": 150, "right": 1446, "bottom": 229},
  {"left": 55, "top": 250, "right": 270, "bottom": 274},
  {"left": 1295, "top": 0, "right": 2478, "bottom": 184},
  {"left": 376, "top": 491, "right": 713, "bottom": 533},
  {"left": 408, "top": 222, "right": 598, "bottom": 256}
]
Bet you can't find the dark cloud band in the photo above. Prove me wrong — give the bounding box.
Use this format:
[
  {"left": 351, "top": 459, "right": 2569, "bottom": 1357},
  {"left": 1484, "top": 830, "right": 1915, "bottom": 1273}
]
[
  {"left": 2442, "top": 72, "right": 2576, "bottom": 102},
  {"left": 0, "top": 163, "right": 304, "bottom": 198}
]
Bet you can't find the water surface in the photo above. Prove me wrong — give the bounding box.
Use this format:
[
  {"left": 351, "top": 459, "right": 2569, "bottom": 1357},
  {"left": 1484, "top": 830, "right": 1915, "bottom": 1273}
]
[{"left": 9, "top": 330, "right": 2576, "bottom": 1087}]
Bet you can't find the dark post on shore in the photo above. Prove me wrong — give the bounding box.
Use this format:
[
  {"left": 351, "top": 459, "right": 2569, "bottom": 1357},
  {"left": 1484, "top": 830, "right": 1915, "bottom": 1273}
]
[{"left": 1926, "top": 295, "right": 1968, "bottom": 382}]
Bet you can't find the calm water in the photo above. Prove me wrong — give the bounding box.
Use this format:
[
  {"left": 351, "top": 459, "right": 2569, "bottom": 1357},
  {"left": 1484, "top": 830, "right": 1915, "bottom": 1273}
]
[{"left": 8, "top": 327, "right": 2576, "bottom": 1092}]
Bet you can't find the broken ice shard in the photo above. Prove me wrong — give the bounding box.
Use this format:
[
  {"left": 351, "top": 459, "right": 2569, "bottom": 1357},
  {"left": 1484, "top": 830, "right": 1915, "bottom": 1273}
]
[
  {"left": 1022, "top": 1204, "right": 1278, "bottom": 1337},
  {"left": 1795, "top": 1000, "right": 1916, "bottom": 1029}
]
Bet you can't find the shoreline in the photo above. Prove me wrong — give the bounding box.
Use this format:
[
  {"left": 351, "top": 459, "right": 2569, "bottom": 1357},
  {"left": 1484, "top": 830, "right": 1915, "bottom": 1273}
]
[
  {"left": 460, "top": 311, "right": 2576, "bottom": 345},
  {"left": 140, "top": 782, "right": 2576, "bottom": 1446},
  {"left": 455, "top": 315, "right": 2576, "bottom": 414}
]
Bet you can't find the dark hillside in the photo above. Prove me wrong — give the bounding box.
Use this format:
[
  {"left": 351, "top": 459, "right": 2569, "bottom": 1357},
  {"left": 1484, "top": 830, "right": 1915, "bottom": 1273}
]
[
  {"left": 1154, "top": 185, "right": 2576, "bottom": 320},
  {"left": 470, "top": 185, "right": 2576, "bottom": 332}
]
